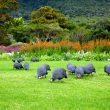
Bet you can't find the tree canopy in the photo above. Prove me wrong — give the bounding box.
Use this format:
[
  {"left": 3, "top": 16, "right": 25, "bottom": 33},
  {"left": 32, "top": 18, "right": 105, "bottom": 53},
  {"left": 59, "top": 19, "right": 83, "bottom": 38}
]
[
  {"left": 0, "top": 0, "right": 18, "bottom": 23},
  {"left": 31, "top": 6, "right": 68, "bottom": 28},
  {"left": 0, "top": 0, "right": 18, "bottom": 45}
]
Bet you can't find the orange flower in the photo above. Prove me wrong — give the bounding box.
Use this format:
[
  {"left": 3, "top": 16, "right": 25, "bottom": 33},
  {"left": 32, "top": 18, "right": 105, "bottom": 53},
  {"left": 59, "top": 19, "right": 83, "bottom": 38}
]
[{"left": 19, "top": 39, "right": 110, "bottom": 52}]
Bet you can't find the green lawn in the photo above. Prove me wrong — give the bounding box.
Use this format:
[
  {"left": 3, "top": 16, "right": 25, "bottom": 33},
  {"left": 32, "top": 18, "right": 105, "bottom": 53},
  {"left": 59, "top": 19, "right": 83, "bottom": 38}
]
[{"left": 0, "top": 61, "right": 110, "bottom": 110}]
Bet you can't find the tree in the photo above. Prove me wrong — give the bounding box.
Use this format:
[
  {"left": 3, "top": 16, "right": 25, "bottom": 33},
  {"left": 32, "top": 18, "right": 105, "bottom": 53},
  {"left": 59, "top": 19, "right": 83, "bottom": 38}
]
[
  {"left": 91, "top": 19, "right": 110, "bottom": 40},
  {"left": 0, "top": 0, "right": 18, "bottom": 45},
  {"left": 0, "top": 0, "right": 18, "bottom": 23},
  {"left": 31, "top": 6, "right": 68, "bottom": 28}
]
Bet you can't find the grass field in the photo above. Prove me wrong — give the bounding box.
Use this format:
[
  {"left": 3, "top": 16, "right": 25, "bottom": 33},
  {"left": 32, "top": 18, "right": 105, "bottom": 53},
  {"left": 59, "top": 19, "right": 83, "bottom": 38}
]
[{"left": 0, "top": 61, "right": 110, "bottom": 110}]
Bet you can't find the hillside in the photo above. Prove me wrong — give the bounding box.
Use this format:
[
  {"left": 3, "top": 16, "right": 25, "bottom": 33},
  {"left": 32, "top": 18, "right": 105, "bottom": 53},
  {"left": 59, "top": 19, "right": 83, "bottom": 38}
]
[{"left": 18, "top": 0, "right": 110, "bottom": 18}]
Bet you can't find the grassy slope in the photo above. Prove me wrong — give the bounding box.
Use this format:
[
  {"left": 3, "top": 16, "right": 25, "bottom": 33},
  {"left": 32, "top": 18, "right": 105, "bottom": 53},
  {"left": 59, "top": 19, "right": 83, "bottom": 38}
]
[{"left": 0, "top": 61, "right": 110, "bottom": 110}]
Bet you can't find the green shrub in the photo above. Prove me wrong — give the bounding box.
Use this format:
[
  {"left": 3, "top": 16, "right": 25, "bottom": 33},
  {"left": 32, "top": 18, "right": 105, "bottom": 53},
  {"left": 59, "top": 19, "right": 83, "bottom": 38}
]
[
  {"left": 63, "top": 52, "right": 73, "bottom": 60},
  {"left": 93, "top": 46, "right": 110, "bottom": 53},
  {"left": 0, "top": 52, "right": 109, "bottom": 61}
]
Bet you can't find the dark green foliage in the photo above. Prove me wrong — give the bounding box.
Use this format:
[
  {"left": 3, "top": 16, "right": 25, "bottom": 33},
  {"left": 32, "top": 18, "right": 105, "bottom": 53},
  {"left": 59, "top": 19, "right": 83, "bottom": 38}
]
[
  {"left": 0, "top": 24, "right": 12, "bottom": 45},
  {"left": 10, "top": 30, "right": 30, "bottom": 43},
  {"left": 91, "top": 19, "right": 110, "bottom": 40},
  {"left": 0, "top": 32, "right": 12, "bottom": 45},
  {"left": 18, "top": 0, "right": 110, "bottom": 17}
]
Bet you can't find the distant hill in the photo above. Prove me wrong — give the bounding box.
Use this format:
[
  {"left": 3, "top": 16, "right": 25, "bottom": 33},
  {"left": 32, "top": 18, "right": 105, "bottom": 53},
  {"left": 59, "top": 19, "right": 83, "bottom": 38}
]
[{"left": 18, "top": 0, "right": 110, "bottom": 18}]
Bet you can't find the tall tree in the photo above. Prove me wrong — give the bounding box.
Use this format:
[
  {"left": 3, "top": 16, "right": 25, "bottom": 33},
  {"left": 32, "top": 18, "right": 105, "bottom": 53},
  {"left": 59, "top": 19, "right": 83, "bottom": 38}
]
[
  {"left": 0, "top": 0, "right": 18, "bottom": 23},
  {"left": 0, "top": 0, "right": 18, "bottom": 45},
  {"left": 31, "top": 6, "right": 68, "bottom": 28}
]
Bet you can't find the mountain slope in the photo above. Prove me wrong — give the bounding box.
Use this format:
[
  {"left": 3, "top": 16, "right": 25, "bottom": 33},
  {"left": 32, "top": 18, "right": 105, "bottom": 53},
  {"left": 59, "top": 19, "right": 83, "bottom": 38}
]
[{"left": 18, "top": 0, "right": 110, "bottom": 17}]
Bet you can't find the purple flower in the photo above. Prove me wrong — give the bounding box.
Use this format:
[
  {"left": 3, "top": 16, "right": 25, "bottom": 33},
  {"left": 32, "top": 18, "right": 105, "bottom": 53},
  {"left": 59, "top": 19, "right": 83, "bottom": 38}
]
[{"left": 0, "top": 45, "right": 20, "bottom": 53}]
